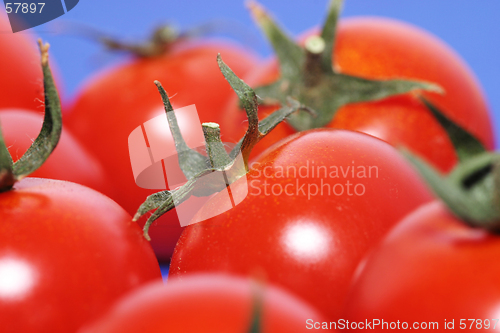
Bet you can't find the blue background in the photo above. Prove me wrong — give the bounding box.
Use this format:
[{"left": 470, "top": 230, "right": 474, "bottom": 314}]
[{"left": 14, "top": 0, "right": 499, "bottom": 145}]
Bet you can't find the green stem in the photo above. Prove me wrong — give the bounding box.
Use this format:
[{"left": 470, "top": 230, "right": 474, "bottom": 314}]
[
  {"left": 303, "top": 36, "right": 325, "bottom": 87},
  {"left": 202, "top": 123, "right": 232, "bottom": 169}
]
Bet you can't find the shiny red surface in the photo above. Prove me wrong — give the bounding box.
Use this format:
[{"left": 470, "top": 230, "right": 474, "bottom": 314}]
[
  {"left": 345, "top": 201, "right": 500, "bottom": 331},
  {"left": 0, "top": 178, "right": 161, "bottom": 333},
  {"left": 0, "top": 15, "right": 63, "bottom": 112},
  {"left": 170, "top": 129, "right": 434, "bottom": 320}
]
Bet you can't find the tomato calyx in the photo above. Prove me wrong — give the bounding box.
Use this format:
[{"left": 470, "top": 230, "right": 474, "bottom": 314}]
[
  {"left": 134, "top": 54, "right": 307, "bottom": 240},
  {"left": 0, "top": 40, "right": 62, "bottom": 192},
  {"left": 403, "top": 100, "right": 500, "bottom": 230},
  {"left": 247, "top": 0, "right": 443, "bottom": 131},
  {"left": 99, "top": 25, "right": 181, "bottom": 58}
]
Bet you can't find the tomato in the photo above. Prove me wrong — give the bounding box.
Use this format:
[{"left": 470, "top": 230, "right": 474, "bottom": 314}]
[
  {"left": 0, "top": 178, "right": 161, "bottom": 333},
  {"left": 1, "top": 109, "right": 110, "bottom": 194},
  {"left": 344, "top": 201, "right": 500, "bottom": 331},
  {"left": 170, "top": 129, "right": 434, "bottom": 320},
  {"left": 66, "top": 41, "right": 259, "bottom": 260},
  {"left": 221, "top": 18, "right": 494, "bottom": 172},
  {"left": 0, "top": 14, "right": 60, "bottom": 111},
  {"left": 81, "top": 274, "right": 325, "bottom": 333}
]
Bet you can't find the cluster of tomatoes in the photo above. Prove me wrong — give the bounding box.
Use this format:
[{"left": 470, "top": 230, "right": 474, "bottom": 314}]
[{"left": 1, "top": 0, "right": 498, "bottom": 332}]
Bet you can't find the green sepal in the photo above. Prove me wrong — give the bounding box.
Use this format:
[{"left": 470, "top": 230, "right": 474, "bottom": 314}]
[
  {"left": 154, "top": 80, "right": 210, "bottom": 180},
  {"left": 247, "top": 1, "right": 304, "bottom": 80},
  {"left": 319, "top": 0, "right": 342, "bottom": 73},
  {"left": 134, "top": 171, "right": 210, "bottom": 241},
  {"left": 419, "top": 97, "right": 486, "bottom": 162},
  {"left": 0, "top": 40, "right": 62, "bottom": 192},
  {"left": 0, "top": 124, "right": 14, "bottom": 192},
  {"left": 13, "top": 42, "right": 62, "bottom": 178},
  {"left": 228, "top": 97, "right": 306, "bottom": 161},
  {"left": 403, "top": 149, "right": 500, "bottom": 231}
]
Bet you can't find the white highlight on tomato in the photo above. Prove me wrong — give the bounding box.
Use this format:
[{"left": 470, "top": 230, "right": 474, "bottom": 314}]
[
  {"left": 0, "top": 257, "right": 36, "bottom": 300},
  {"left": 282, "top": 222, "right": 331, "bottom": 262}
]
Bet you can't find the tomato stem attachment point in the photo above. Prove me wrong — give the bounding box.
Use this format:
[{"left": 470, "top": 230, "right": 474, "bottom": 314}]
[{"left": 248, "top": 0, "right": 444, "bottom": 131}]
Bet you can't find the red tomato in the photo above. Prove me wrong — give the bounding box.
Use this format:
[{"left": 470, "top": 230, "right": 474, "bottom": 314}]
[
  {"left": 81, "top": 274, "right": 326, "bottom": 333},
  {"left": 0, "top": 14, "right": 60, "bottom": 111},
  {"left": 170, "top": 129, "right": 434, "bottom": 320},
  {"left": 66, "top": 41, "right": 259, "bottom": 260},
  {"left": 221, "top": 18, "right": 494, "bottom": 172},
  {"left": 344, "top": 201, "right": 500, "bottom": 331},
  {"left": 1, "top": 109, "right": 110, "bottom": 194},
  {"left": 0, "top": 178, "right": 162, "bottom": 333}
]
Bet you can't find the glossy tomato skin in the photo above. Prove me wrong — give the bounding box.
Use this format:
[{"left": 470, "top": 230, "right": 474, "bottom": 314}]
[
  {"left": 1, "top": 109, "right": 110, "bottom": 194},
  {"left": 81, "top": 274, "right": 326, "bottom": 333},
  {"left": 0, "top": 178, "right": 161, "bottom": 333},
  {"left": 221, "top": 18, "right": 494, "bottom": 172},
  {"left": 66, "top": 41, "right": 259, "bottom": 260},
  {"left": 0, "top": 15, "right": 63, "bottom": 111},
  {"left": 170, "top": 129, "right": 434, "bottom": 320},
  {"left": 344, "top": 202, "right": 500, "bottom": 331}
]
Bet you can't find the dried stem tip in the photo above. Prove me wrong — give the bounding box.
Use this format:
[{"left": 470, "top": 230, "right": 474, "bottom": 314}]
[
  {"left": 305, "top": 36, "right": 326, "bottom": 54},
  {"left": 38, "top": 39, "right": 50, "bottom": 66},
  {"left": 246, "top": 0, "right": 268, "bottom": 22}
]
